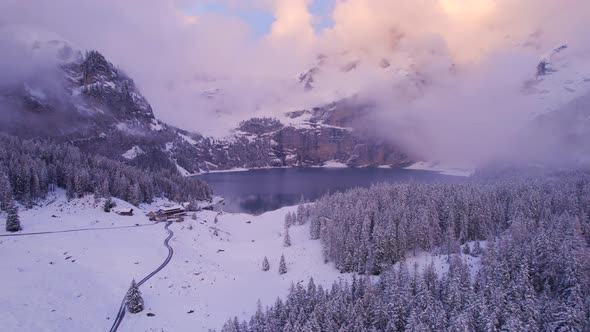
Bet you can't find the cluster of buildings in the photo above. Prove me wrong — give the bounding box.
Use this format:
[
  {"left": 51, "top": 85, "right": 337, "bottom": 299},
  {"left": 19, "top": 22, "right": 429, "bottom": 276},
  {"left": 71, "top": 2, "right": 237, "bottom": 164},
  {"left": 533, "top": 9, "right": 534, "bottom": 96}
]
[{"left": 147, "top": 204, "right": 188, "bottom": 222}]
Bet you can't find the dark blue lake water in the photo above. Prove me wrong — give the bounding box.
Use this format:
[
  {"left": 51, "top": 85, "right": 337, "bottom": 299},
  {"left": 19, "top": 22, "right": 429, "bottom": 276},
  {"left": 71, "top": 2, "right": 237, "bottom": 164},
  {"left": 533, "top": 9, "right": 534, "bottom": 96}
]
[{"left": 198, "top": 167, "right": 460, "bottom": 215}]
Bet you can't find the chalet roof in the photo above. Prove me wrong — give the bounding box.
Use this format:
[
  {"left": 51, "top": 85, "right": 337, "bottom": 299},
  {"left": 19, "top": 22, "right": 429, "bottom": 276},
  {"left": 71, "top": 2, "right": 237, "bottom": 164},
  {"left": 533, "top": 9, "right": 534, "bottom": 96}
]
[{"left": 161, "top": 205, "right": 185, "bottom": 212}]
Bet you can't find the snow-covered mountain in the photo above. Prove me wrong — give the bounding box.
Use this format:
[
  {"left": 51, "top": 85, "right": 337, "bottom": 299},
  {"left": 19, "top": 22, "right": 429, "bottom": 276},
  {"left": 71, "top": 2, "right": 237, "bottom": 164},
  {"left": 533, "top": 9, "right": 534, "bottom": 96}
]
[
  {"left": 295, "top": 43, "right": 590, "bottom": 114},
  {"left": 0, "top": 40, "right": 214, "bottom": 175},
  {"left": 3, "top": 39, "right": 588, "bottom": 174},
  {"left": 289, "top": 44, "right": 590, "bottom": 166},
  {"left": 0, "top": 40, "right": 412, "bottom": 173}
]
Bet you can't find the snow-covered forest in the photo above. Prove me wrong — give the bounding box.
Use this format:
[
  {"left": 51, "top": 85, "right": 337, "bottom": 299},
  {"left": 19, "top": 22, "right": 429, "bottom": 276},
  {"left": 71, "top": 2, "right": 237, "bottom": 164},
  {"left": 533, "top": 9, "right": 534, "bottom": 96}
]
[
  {"left": 310, "top": 172, "right": 590, "bottom": 274},
  {"left": 221, "top": 171, "right": 590, "bottom": 331},
  {"left": 0, "top": 134, "right": 211, "bottom": 210}
]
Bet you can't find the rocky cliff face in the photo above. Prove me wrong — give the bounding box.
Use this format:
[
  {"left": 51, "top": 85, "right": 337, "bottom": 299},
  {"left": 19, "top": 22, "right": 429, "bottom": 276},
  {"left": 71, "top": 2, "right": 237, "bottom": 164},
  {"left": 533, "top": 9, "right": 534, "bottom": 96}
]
[
  {"left": 195, "top": 101, "right": 410, "bottom": 172},
  {"left": 0, "top": 42, "right": 208, "bottom": 175}
]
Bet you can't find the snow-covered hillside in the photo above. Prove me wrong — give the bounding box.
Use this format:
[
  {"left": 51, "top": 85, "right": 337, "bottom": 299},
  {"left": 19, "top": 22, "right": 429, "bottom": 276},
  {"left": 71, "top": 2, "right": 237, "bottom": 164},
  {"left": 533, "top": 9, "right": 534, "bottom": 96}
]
[
  {"left": 527, "top": 44, "right": 590, "bottom": 117},
  {"left": 0, "top": 191, "right": 346, "bottom": 332}
]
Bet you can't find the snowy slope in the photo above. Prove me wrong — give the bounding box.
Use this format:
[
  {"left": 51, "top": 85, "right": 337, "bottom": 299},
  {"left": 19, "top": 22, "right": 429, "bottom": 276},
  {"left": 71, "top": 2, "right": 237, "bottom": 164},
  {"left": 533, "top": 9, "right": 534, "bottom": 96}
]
[
  {"left": 0, "top": 192, "right": 345, "bottom": 332},
  {"left": 526, "top": 45, "right": 590, "bottom": 117}
]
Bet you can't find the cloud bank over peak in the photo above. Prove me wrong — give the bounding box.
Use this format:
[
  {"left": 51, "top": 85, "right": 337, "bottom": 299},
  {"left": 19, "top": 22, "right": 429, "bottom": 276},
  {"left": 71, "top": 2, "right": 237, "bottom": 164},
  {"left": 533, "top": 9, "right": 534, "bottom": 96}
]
[{"left": 1, "top": 0, "right": 590, "bottom": 165}]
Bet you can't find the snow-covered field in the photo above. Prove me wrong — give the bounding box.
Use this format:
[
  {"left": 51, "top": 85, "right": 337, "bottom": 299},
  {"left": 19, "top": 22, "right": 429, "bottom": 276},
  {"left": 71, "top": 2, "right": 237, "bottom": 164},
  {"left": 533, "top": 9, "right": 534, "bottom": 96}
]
[{"left": 0, "top": 191, "right": 345, "bottom": 332}]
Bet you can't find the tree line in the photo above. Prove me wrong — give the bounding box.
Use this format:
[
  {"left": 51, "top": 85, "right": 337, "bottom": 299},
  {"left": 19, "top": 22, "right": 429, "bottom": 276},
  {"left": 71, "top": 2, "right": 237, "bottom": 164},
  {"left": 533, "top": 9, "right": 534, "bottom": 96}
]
[{"left": 0, "top": 134, "right": 211, "bottom": 212}]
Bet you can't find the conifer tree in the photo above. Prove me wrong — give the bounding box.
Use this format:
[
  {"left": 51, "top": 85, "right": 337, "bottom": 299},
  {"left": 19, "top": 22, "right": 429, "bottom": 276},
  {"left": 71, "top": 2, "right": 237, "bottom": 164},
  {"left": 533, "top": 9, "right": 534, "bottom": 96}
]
[
  {"left": 262, "top": 256, "right": 270, "bottom": 271},
  {"left": 284, "top": 212, "right": 293, "bottom": 229},
  {"left": 5, "top": 203, "right": 21, "bottom": 232},
  {"left": 309, "top": 216, "right": 321, "bottom": 240},
  {"left": 472, "top": 240, "right": 483, "bottom": 256},
  {"left": 126, "top": 279, "right": 144, "bottom": 314},
  {"left": 283, "top": 228, "right": 292, "bottom": 247},
  {"left": 462, "top": 243, "right": 471, "bottom": 255},
  {"left": 0, "top": 175, "right": 13, "bottom": 211},
  {"left": 296, "top": 201, "right": 306, "bottom": 225},
  {"left": 103, "top": 197, "right": 115, "bottom": 212},
  {"left": 279, "top": 254, "right": 287, "bottom": 275},
  {"left": 66, "top": 177, "right": 75, "bottom": 201},
  {"left": 98, "top": 179, "right": 110, "bottom": 198},
  {"left": 128, "top": 183, "right": 142, "bottom": 206}
]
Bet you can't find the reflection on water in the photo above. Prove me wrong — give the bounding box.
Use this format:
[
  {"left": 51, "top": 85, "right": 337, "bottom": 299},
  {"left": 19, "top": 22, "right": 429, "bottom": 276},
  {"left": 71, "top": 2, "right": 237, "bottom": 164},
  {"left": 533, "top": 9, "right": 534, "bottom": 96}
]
[{"left": 198, "top": 167, "right": 460, "bottom": 215}]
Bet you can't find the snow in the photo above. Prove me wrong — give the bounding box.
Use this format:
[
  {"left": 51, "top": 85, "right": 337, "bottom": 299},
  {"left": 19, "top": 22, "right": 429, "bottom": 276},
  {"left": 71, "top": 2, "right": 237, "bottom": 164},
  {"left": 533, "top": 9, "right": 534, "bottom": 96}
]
[
  {"left": 178, "top": 133, "right": 197, "bottom": 145},
  {"left": 150, "top": 120, "right": 164, "bottom": 131},
  {"left": 321, "top": 160, "right": 348, "bottom": 168},
  {"left": 0, "top": 191, "right": 345, "bottom": 332},
  {"left": 199, "top": 167, "right": 250, "bottom": 174},
  {"left": 24, "top": 84, "right": 47, "bottom": 101},
  {"left": 526, "top": 46, "right": 590, "bottom": 116},
  {"left": 394, "top": 241, "right": 486, "bottom": 283},
  {"left": 121, "top": 146, "right": 144, "bottom": 160},
  {"left": 405, "top": 161, "right": 475, "bottom": 177},
  {"left": 115, "top": 122, "right": 129, "bottom": 132},
  {"left": 538, "top": 45, "right": 568, "bottom": 73},
  {"left": 175, "top": 163, "right": 194, "bottom": 177},
  {"left": 75, "top": 104, "right": 105, "bottom": 116}
]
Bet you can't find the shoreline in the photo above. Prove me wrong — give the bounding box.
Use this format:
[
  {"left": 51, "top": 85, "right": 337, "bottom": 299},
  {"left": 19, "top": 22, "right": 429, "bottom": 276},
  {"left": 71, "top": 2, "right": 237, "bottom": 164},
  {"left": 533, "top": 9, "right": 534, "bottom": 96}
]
[{"left": 194, "top": 162, "right": 475, "bottom": 177}]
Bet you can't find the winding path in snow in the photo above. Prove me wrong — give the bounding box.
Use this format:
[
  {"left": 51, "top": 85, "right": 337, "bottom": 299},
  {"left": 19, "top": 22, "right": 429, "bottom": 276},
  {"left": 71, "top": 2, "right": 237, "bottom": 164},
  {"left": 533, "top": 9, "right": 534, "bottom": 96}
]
[
  {"left": 109, "top": 221, "right": 175, "bottom": 332},
  {"left": 0, "top": 223, "right": 158, "bottom": 237}
]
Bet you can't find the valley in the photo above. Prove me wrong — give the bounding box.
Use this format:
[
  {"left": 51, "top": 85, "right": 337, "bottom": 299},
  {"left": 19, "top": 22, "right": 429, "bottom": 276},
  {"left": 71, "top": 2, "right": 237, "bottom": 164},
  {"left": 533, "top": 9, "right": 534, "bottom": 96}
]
[
  {"left": 0, "top": 191, "right": 344, "bottom": 331},
  {"left": 1, "top": 2, "right": 590, "bottom": 331}
]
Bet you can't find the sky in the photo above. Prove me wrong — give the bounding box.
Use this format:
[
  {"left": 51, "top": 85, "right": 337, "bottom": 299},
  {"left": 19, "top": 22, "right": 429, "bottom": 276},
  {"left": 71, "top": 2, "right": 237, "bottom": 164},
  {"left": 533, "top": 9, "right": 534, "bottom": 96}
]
[
  {"left": 1, "top": 0, "right": 589, "bottom": 166},
  {"left": 184, "top": 0, "right": 336, "bottom": 36}
]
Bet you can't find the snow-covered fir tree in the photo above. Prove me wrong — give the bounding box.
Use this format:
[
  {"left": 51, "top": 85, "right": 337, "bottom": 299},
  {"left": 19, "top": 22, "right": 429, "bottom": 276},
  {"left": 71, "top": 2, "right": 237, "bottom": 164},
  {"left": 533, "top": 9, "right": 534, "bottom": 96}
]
[
  {"left": 284, "top": 211, "right": 293, "bottom": 229},
  {"left": 261, "top": 256, "right": 270, "bottom": 271},
  {"left": 5, "top": 203, "right": 21, "bottom": 232},
  {"left": 296, "top": 200, "right": 306, "bottom": 225},
  {"left": 103, "top": 198, "right": 116, "bottom": 213},
  {"left": 462, "top": 243, "right": 471, "bottom": 255},
  {"left": 279, "top": 254, "right": 287, "bottom": 275},
  {"left": 472, "top": 240, "right": 483, "bottom": 257},
  {"left": 283, "top": 228, "right": 291, "bottom": 247},
  {"left": 309, "top": 215, "right": 321, "bottom": 240},
  {"left": 126, "top": 279, "right": 144, "bottom": 314},
  {"left": 0, "top": 174, "right": 12, "bottom": 211}
]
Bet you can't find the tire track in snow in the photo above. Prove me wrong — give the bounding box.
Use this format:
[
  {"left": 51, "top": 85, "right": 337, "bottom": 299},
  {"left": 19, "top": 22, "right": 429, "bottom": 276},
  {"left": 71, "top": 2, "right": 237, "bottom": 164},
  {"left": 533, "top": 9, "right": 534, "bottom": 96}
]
[
  {"left": 0, "top": 223, "right": 158, "bottom": 237},
  {"left": 109, "top": 221, "right": 175, "bottom": 332}
]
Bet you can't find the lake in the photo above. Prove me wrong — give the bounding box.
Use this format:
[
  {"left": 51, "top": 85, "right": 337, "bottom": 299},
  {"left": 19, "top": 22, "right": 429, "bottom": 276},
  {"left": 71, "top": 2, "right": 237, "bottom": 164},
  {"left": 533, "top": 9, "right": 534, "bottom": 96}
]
[{"left": 198, "top": 167, "right": 461, "bottom": 215}]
